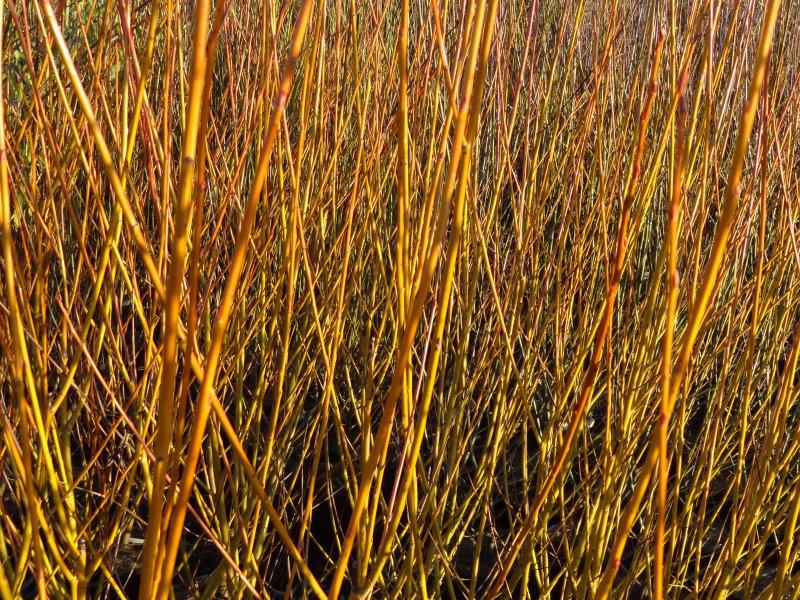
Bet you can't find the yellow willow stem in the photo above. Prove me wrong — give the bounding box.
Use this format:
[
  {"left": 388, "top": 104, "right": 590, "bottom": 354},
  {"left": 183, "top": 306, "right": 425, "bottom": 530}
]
[
  {"left": 137, "top": 0, "right": 213, "bottom": 590},
  {"left": 326, "top": 2, "right": 490, "bottom": 597},
  {"left": 395, "top": 3, "right": 415, "bottom": 568},
  {"left": 730, "top": 64, "right": 769, "bottom": 562},
  {"left": 153, "top": 3, "right": 317, "bottom": 598},
  {"left": 172, "top": 0, "right": 231, "bottom": 483},
  {"left": 297, "top": 130, "right": 365, "bottom": 597},
  {"left": 397, "top": 0, "right": 416, "bottom": 423},
  {"left": 655, "top": 65, "right": 688, "bottom": 600},
  {"left": 486, "top": 28, "right": 666, "bottom": 598},
  {"left": 262, "top": 0, "right": 311, "bottom": 479},
  {"left": 595, "top": 0, "right": 782, "bottom": 596}
]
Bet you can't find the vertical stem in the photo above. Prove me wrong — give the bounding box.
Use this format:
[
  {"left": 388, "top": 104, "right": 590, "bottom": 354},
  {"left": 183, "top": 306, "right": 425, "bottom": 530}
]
[
  {"left": 138, "top": 0, "right": 213, "bottom": 592},
  {"left": 655, "top": 65, "right": 688, "bottom": 600}
]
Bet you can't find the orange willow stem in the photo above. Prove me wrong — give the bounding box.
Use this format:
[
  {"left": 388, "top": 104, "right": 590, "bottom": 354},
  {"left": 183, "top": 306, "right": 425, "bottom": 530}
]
[
  {"left": 396, "top": 0, "right": 410, "bottom": 339},
  {"left": 595, "top": 0, "right": 782, "bottom": 596},
  {"left": 153, "top": 3, "right": 318, "bottom": 598},
  {"left": 486, "top": 29, "right": 666, "bottom": 599}
]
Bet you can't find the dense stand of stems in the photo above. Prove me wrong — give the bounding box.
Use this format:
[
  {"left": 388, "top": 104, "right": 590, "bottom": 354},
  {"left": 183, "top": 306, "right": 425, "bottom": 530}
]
[{"left": 1, "top": 1, "right": 799, "bottom": 598}]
